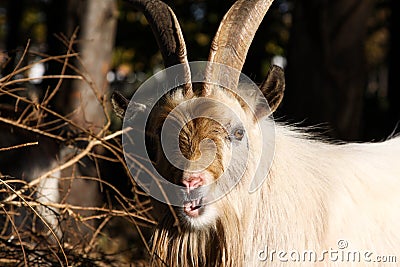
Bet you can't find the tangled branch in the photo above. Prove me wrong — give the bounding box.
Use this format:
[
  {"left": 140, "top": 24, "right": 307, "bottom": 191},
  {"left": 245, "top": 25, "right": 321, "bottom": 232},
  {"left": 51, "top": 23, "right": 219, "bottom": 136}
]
[{"left": 0, "top": 39, "right": 155, "bottom": 266}]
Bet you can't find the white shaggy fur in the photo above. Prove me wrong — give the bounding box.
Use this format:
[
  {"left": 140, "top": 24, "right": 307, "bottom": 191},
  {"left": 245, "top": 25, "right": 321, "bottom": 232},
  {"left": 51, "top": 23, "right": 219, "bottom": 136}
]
[
  {"left": 244, "top": 122, "right": 400, "bottom": 266},
  {"left": 118, "top": 1, "right": 400, "bottom": 265},
  {"left": 150, "top": 86, "right": 400, "bottom": 267}
]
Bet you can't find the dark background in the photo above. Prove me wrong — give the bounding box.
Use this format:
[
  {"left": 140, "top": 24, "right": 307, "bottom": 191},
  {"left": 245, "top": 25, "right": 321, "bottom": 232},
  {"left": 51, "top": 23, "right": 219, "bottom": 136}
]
[{"left": 1, "top": 0, "right": 398, "bottom": 141}]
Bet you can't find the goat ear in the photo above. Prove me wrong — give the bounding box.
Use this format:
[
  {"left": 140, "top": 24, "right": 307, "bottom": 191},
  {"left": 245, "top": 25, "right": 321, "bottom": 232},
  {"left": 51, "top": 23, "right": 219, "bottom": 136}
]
[
  {"left": 111, "top": 91, "right": 129, "bottom": 119},
  {"left": 111, "top": 91, "right": 147, "bottom": 121},
  {"left": 259, "top": 65, "right": 285, "bottom": 115}
]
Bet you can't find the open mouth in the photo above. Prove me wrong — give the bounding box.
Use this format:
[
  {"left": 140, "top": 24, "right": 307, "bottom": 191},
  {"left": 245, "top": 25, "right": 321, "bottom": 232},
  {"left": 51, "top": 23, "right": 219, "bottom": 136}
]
[{"left": 183, "top": 197, "right": 204, "bottom": 217}]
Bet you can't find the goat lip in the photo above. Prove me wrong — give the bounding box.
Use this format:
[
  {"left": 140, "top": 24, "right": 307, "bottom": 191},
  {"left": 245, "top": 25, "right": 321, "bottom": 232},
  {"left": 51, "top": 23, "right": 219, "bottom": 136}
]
[{"left": 183, "top": 197, "right": 204, "bottom": 217}]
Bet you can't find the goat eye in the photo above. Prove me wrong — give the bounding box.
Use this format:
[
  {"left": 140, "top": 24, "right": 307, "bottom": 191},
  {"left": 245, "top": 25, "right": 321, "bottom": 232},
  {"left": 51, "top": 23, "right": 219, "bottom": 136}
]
[{"left": 233, "top": 128, "right": 245, "bottom": 141}]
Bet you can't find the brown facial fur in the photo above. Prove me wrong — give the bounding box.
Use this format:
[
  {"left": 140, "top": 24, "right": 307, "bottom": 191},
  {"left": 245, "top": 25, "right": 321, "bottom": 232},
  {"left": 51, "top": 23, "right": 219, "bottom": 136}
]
[{"left": 150, "top": 95, "right": 231, "bottom": 186}]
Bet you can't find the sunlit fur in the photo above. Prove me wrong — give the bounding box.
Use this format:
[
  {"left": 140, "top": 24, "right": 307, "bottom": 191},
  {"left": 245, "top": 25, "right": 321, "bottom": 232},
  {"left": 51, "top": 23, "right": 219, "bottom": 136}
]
[{"left": 149, "top": 86, "right": 400, "bottom": 266}]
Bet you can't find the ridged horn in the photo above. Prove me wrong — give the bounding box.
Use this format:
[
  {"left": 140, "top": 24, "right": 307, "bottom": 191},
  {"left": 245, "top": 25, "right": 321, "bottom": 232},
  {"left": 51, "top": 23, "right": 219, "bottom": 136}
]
[
  {"left": 125, "top": 0, "right": 193, "bottom": 96},
  {"left": 203, "top": 0, "right": 274, "bottom": 96}
]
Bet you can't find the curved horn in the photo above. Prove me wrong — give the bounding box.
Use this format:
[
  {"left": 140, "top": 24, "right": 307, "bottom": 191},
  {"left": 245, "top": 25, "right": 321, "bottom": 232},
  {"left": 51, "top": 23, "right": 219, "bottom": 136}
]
[
  {"left": 126, "top": 0, "right": 193, "bottom": 96},
  {"left": 203, "top": 0, "right": 274, "bottom": 96}
]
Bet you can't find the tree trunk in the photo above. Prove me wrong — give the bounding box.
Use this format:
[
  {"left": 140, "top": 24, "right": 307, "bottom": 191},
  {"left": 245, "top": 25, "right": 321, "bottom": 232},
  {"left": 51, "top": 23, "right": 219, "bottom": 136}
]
[
  {"left": 70, "top": 0, "right": 118, "bottom": 133},
  {"left": 58, "top": 0, "right": 118, "bottom": 243},
  {"left": 283, "top": 0, "right": 373, "bottom": 141}
]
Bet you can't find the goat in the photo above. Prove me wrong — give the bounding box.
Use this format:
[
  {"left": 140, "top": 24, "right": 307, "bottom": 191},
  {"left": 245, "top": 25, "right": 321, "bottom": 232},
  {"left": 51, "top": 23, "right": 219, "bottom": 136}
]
[{"left": 112, "top": 0, "right": 400, "bottom": 266}]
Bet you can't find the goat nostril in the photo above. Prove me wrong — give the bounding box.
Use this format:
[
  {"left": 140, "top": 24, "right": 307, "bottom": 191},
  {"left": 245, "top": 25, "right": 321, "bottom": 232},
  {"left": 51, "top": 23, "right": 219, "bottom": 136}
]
[{"left": 182, "top": 176, "right": 204, "bottom": 192}]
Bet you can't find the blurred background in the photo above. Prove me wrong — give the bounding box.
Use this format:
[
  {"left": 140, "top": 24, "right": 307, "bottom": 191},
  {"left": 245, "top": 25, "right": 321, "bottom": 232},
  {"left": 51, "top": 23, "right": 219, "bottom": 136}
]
[
  {"left": 0, "top": 0, "right": 399, "bottom": 265},
  {"left": 0, "top": 0, "right": 398, "bottom": 141}
]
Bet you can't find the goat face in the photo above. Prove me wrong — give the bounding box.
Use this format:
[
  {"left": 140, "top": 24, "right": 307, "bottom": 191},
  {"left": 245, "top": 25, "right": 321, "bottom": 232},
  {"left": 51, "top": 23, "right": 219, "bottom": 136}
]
[
  {"left": 149, "top": 87, "right": 256, "bottom": 228},
  {"left": 112, "top": 0, "right": 283, "bottom": 230},
  {"left": 113, "top": 64, "right": 284, "bottom": 230}
]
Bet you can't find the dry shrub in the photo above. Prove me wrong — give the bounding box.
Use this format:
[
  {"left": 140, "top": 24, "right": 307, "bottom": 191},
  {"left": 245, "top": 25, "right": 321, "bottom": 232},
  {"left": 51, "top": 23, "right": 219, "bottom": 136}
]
[{"left": 0, "top": 37, "right": 155, "bottom": 266}]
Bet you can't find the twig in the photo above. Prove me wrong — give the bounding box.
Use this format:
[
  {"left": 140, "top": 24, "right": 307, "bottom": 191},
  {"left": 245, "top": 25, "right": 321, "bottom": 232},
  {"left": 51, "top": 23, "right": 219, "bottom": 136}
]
[
  {"left": 116, "top": 196, "right": 152, "bottom": 254},
  {"left": 42, "top": 28, "right": 80, "bottom": 107},
  {"left": 0, "top": 142, "right": 38, "bottom": 152},
  {"left": 0, "top": 116, "right": 66, "bottom": 142},
  {"left": 5, "top": 201, "right": 155, "bottom": 225},
  {"left": 0, "top": 53, "right": 78, "bottom": 84},
  {"left": 1, "top": 40, "right": 31, "bottom": 84},
  {"left": 0, "top": 179, "right": 68, "bottom": 267},
  {"left": 0, "top": 129, "right": 127, "bottom": 207},
  {"left": 1, "top": 206, "right": 28, "bottom": 267},
  {"left": 0, "top": 39, "right": 156, "bottom": 265},
  {"left": 2, "top": 75, "right": 83, "bottom": 87}
]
